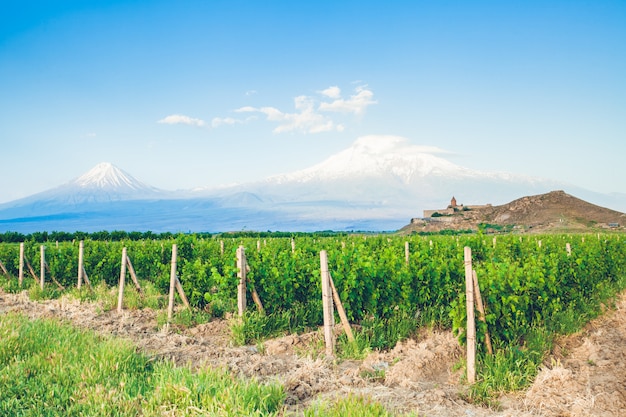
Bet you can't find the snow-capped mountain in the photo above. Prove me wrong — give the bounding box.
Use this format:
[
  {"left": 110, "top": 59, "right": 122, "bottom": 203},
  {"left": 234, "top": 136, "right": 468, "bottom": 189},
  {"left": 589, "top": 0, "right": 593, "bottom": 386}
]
[
  {"left": 268, "top": 135, "right": 476, "bottom": 183},
  {"left": 54, "top": 162, "right": 165, "bottom": 202},
  {"left": 241, "top": 135, "right": 563, "bottom": 209},
  {"left": 72, "top": 162, "right": 158, "bottom": 193},
  {"left": 0, "top": 163, "right": 165, "bottom": 219},
  {"left": 1, "top": 137, "right": 624, "bottom": 233}
]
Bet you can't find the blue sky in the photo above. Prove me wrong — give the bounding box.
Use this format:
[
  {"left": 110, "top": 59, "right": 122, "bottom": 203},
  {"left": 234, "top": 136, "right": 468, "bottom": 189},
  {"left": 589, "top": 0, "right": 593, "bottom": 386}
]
[{"left": 1, "top": 1, "right": 625, "bottom": 203}]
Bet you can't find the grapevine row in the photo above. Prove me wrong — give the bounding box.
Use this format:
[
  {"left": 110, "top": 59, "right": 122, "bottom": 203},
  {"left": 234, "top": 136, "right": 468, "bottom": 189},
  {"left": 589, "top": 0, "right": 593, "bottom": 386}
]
[{"left": 1, "top": 233, "right": 625, "bottom": 349}]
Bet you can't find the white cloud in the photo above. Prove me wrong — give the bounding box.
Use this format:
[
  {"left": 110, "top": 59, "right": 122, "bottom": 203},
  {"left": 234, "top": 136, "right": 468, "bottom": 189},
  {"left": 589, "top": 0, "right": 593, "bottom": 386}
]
[
  {"left": 211, "top": 115, "right": 256, "bottom": 128},
  {"left": 239, "top": 97, "right": 339, "bottom": 134},
  {"left": 211, "top": 117, "right": 237, "bottom": 128},
  {"left": 157, "top": 114, "right": 206, "bottom": 127},
  {"left": 214, "top": 83, "right": 376, "bottom": 134},
  {"left": 319, "top": 85, "right": 376, "bottom": 115},
  {"left": 257, "top": 107, "right": 285, "bottom": 122},
  {"left": 235, "top": 106, "right": 257, "bottom": 113},
  {"left": 319, "top": 86, "right": 341, "bottom": 99}
]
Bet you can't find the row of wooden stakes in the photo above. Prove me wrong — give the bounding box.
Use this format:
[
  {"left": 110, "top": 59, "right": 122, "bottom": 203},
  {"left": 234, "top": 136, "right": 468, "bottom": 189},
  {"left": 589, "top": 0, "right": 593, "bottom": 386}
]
[
  {"left": 234, "top": 246, "right": 356, "bottom": 353},
  {"left": 2, "top": 242, "right": 503, "bottom": 382},
  {"left": 0, "top": 242, "right": 72, "bottom": 291},
  {"left": 237, "top": 244, "right": 496, "bottom": 386},
  {"left": 0, "top": 242, "right": 191, "bottom": 326}
]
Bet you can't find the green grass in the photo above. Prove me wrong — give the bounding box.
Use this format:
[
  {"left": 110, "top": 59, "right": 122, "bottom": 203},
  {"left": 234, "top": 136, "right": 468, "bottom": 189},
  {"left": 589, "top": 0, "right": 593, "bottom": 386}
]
[
  {"left": 358, "top": 309, "right": 420, "bottom": 351},
  {"left": 230, "top": 303, "right": 321, "bottom": 346},
  {"left": 156, "top": 305, "right": 212, "bottom": 328},
  {"left": 304, "top": 395, "right": 419, "bottom": 417},
  {"left": 90, "top": 279, "right": 167, "bottom": 312},
  {"left": 230, "top": 306, "right": 420, "bottom": 362},
  {"left": 1, "top": 311, "right": 420, "bottom": 416},
  {"left": 0, "top": 276, "right": 23, "bottom": 293},
  {"left": 336, "top": 331, "right": 373, "bottom": 360},
  {"left": 467, "top": 327, "right": 551, "bottom": 406},
  {"left": 0, "top": 312, "right": 285, "bottom": 416},
  {"left": 27, "top": 282, "right": 63, "bottom": 301},
  {"left": 230, "top": 310, "right": 292, "bottom": 345}
]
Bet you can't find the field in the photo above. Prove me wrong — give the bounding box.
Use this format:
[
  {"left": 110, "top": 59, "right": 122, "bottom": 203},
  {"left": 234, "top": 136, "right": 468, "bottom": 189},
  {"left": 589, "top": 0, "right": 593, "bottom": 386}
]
[{"left": 1, "top": 232, "right": 625, "bottom": 415}]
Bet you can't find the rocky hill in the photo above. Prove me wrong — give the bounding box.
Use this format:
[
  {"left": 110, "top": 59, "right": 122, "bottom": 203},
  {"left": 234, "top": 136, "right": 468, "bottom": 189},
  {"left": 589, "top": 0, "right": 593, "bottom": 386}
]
[{"left": 402, "top": 190, "right": 626, "bottom": 234}]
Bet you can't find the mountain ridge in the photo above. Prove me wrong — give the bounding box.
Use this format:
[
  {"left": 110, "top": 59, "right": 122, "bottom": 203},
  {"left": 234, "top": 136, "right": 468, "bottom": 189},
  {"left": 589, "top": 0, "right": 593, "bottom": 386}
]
[{"left": 1, "top": 136, "right": 626, "bottom": 233}]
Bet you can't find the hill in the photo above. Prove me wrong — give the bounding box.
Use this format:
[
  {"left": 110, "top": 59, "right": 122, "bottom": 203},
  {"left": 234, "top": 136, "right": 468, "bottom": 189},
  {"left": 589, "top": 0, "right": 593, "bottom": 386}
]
[{"left": 402, "top": 190, "right": 626, "bottom": 234}]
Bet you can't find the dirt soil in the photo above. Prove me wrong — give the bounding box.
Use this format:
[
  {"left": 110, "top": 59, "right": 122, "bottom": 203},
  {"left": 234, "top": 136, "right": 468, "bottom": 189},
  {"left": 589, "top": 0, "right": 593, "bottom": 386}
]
[{"left": 1, "top": 290, "right": 625, "bottom": 416}]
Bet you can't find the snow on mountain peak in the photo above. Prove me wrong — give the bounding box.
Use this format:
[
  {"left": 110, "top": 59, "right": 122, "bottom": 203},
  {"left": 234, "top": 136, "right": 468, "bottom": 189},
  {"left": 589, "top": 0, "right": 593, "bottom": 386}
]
[
  {"left": 74, "top": 162, "right": 151, "bottom": 191},
  {"left": 269, "top": 135, "right": 471, "bottom": 184}
]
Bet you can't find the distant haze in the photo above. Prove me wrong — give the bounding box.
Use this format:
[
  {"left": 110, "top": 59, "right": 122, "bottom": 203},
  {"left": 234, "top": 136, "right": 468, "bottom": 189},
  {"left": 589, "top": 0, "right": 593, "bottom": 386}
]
[{"left": 1, "top": 136, "right": 624, "bottom": 233}]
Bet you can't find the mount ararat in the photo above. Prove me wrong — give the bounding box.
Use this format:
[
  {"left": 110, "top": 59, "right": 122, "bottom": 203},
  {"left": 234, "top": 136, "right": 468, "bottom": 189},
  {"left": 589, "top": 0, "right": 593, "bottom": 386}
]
[{"left": 1, "top": 136, "right": 623, "bottom": 233}]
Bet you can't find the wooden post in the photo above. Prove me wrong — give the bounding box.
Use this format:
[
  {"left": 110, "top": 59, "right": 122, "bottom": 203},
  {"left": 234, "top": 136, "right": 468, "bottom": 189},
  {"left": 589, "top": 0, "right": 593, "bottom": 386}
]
[
  {"left": 19, "top": 243, "right": 24, "bottom": 287},
  {"left": 25, "top": 257, "right": 37, "bottom": 281},
  {"left": 117, "top": 248, "right": 128, "bottom": 313},
  {"left": 220, "top": 240, "right": 224, "bottom": 256},
  {"left": 251, "top": 285, "right": 265, "bottom": 313},
  {"left": 240, "top": 262, "right": 264, "bottom": 313},
  {"left": 329, "top": 273, "right": 354, "bottom": 342},
  {"left": 39, "top": 245, "right": 45, "bottom": 291},
  {"left": 167, "top": 244, "right": 178, "bottom": 322},
  {"left": 472, "top": 270, "right": 493, "bottom": 355},
  {"left": 320, "top": 250, "right": 335, "bottom": 356},
  {"left": 77, "top": 240, "right": 84, "bottom": 289},
  {"left": 0, "top": 260, "right": 8, "bottom": 277},
  {"left": 126, "top": 257, "right": 144, "bottom": 295},
  {"left": 405, "top": 241, "right": 410, "bottom": 266},
  {"left": 44, "top": 261, "right": 64, "bottom": 290},
  {"left": 82, "top": 266, "right": 92, "bottom": 289},
  {"left": 464, "top": 246, "right": 476, "bottom": 384},
  {"left": 174, "top": 276, "right": 191, "bottom": 309},
  {"left": 492, "top": 237, "right": 497, "bottom": 248},
  {"left": 291, "top": 238, "right": 295, "bottom": 253},
  {"left": 566, "top": 243, "right": 571, "bottom": 256},
  {"left": 236, "top": 245, "right": 247, "bottom": 317}
]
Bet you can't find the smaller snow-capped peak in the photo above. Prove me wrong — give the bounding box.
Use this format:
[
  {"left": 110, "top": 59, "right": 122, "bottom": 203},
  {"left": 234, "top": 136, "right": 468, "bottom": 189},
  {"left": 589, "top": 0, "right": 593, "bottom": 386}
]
[
  {"left": 63, "top": 162, "right": 163, "bottom": 201},
  {"left": 73, "top": 162, "right": 151, "bottom": 191},
  {"left": 0, "top": 162, "right": 163, "bottom": 210}
]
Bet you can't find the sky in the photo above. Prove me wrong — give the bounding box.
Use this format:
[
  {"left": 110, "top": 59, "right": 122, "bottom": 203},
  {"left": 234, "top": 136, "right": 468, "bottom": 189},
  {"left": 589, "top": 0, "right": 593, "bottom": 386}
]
[{"left": 1, "top": 0, "right": 625, "bottom": 204}]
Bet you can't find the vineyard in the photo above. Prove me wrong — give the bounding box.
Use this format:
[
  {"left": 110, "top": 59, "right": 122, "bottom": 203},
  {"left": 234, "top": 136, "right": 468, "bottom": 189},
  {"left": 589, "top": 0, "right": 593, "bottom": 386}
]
[{"left": 1, "top": 232, "right": 626, "bottom": 414}]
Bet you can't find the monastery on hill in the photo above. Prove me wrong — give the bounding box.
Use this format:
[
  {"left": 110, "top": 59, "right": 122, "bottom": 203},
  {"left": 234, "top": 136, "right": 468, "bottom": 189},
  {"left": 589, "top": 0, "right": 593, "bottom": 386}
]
[{"left": 422, "top": 197, "right": 492, "bottom": 218}]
